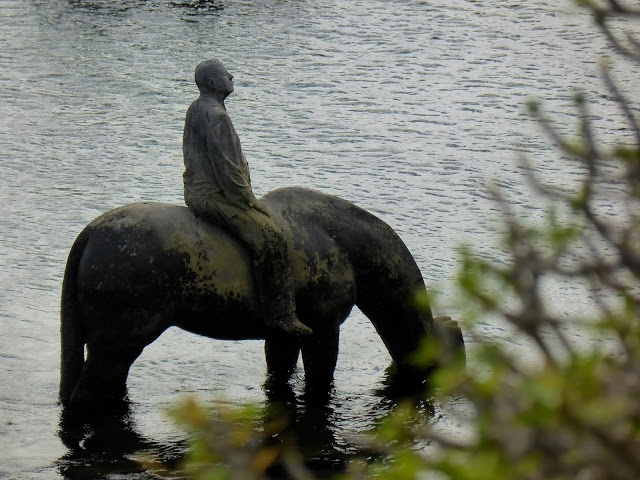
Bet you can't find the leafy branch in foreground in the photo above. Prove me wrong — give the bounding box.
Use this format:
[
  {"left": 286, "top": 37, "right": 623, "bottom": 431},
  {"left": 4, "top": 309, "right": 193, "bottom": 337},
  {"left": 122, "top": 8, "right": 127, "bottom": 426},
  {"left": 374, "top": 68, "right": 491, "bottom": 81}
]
[
  {"left": 142, "top": 397, "right": 317, "bottom": 480},
  {"left": 397, "top": 3, "right": 640, "bottom": 479}
]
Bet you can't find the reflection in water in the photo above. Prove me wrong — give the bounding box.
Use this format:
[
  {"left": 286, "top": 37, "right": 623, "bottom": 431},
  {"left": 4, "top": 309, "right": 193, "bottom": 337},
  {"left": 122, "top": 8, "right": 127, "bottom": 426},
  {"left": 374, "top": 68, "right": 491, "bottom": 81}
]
[
  {"left": 168, "top": 0, "right": 225, "bottom": 15},
  {"left": 57, "top": 400, "right": 159, "bottom": 479},
  {"left": 56, "top": 374, "right": 434, "bottom": 479}
]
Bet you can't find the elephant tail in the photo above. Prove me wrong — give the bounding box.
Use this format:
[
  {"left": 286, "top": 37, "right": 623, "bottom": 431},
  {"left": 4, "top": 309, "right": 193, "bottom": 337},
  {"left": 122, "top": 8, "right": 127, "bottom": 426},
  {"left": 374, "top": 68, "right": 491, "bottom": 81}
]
[{"left": 59, "top": 230, "right": 89, "bottom": 405}]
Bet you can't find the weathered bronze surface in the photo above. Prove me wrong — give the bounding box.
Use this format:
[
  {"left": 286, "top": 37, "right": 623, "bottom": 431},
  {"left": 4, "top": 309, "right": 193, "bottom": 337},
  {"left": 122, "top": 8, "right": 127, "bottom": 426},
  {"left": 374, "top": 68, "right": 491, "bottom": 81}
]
[{"left": 60, "top": 187, "right": 463, "bottom": 406}]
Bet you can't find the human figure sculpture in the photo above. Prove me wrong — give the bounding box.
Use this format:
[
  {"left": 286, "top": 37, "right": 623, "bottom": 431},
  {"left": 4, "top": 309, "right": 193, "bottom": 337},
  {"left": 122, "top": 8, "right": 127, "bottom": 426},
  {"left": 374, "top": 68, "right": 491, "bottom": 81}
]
[{"left": 182, "top": 59, "right": 312, "bottom": 336}]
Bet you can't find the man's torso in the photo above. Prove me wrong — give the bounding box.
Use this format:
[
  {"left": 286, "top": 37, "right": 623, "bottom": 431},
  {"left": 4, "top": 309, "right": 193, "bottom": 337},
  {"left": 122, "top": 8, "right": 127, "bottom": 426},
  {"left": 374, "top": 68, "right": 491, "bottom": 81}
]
[{"left": 183, "top": 97, "right": 256, "bottom": 218}]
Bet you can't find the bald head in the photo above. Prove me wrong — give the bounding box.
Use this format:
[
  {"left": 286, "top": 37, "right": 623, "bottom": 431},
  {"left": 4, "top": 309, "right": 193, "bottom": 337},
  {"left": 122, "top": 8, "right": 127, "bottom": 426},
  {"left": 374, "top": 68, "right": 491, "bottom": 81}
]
[{"left": 194, "top": 59, "right": 234, "bottom": 99}]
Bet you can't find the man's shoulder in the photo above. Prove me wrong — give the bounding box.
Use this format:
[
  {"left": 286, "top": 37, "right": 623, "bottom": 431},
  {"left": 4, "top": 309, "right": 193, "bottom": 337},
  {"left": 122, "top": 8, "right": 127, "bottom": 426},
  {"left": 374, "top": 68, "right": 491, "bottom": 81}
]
[
  {"left": 187, "top": 100, "right": 229, "bottom": 128},
  {"left": 190, "top": 97, "right": 227, "bottom": 116}
]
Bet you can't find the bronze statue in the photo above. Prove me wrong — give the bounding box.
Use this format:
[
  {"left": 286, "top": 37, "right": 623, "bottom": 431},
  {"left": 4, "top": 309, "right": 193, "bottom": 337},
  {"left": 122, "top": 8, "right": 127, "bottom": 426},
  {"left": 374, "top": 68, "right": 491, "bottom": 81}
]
[
  {"left": 59, "top": 188, "right": 464, "bottom": 407},
  {"left": 58, "top": 61, "right": 465, "bottom": 407},
  {"left": 182, "top": 59, "right": 311, "bottom": 336}
]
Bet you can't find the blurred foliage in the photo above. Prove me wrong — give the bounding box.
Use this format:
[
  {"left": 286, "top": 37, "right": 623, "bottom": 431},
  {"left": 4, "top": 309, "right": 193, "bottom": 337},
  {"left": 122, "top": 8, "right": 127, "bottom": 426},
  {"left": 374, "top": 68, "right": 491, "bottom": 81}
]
[
  {"left": 386, "top": 1, "right": 640, "bottom": 478},
  {"left": 162, "top": 1, "right": 640, "bottom": 479},
  {"left": 141, "top": 397, "right": 319, "bottom": 479}
]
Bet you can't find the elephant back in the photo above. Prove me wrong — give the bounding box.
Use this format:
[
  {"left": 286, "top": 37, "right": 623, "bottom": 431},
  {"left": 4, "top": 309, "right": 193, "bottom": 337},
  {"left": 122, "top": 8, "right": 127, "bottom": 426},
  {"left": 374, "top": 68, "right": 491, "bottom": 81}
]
[{"left": 76, "top": 202, "right": 255, "bottom": 303}]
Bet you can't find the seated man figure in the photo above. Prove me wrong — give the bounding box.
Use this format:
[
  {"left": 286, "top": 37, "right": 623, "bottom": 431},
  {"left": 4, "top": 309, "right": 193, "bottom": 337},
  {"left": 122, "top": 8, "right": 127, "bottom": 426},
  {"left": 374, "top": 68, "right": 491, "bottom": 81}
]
[{"left": 182, "top": 59, "right": 312, "bottom": 336}]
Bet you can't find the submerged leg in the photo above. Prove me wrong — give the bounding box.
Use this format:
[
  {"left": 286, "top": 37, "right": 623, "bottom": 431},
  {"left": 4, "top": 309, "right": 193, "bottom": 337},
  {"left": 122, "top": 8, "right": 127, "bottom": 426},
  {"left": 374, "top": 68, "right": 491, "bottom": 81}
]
[
  {"left": 70, "top": 344, "right": 142, "bottom": 407},
  {"left": 265, "top": 334, "right": 301, "bottom": 380},
  {"left": 301, "top": 326, "right": 340, "bottom": 397},
  {"left": 264, "top": 335, "right": 301, "bottom": 401}
]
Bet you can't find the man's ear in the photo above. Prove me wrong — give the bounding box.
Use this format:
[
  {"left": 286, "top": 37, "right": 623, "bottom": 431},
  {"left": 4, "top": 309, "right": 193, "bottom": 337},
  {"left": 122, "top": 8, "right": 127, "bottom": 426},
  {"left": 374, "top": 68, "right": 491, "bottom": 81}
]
[{"left": 207, "top": 78, "right": 216, "bottom": 91}]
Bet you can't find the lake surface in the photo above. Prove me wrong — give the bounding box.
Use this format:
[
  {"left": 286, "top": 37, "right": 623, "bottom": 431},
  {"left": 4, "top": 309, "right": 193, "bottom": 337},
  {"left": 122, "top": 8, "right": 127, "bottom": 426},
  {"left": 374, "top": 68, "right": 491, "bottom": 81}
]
[{"left": 0, "top": 0, "right": 635, "bottom": 478}]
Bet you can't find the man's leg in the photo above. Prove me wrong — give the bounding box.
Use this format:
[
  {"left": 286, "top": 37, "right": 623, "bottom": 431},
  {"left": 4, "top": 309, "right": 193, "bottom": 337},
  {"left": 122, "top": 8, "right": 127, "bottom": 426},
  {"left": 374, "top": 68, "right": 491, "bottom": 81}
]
[{"left": 226, "top": 208, "right": 312, "bottom": 336}]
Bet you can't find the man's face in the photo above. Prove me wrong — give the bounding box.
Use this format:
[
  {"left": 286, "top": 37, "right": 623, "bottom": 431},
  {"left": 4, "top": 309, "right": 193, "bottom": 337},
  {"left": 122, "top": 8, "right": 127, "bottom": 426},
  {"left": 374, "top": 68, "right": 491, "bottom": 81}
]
[{"left": 209, "top": 63, "right": 234, "bottom": 98}]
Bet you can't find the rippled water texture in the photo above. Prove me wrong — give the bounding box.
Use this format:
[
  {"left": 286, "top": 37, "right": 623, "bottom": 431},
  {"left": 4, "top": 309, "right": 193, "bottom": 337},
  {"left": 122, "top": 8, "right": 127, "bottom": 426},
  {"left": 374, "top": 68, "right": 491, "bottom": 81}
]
[{"left": 0, "top": 1, "right": 635, "bottom": 478}]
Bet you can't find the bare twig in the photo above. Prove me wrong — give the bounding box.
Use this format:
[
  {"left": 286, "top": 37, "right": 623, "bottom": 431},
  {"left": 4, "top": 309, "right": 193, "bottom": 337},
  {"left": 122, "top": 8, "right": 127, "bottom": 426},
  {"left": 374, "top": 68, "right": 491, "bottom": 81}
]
[
  {"left": 518, "top": 154, "right": 577, "bottom": 203},
  {"left": 601, "top": 67, "right": 640, "bottom": 146}
]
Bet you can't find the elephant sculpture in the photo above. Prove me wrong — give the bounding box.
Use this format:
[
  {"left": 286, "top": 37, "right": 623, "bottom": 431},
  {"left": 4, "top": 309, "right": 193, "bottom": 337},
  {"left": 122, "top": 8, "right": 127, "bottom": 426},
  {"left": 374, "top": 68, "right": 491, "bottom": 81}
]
[{"left": 59, "top": 187, "right": 463, "bottom": 406}]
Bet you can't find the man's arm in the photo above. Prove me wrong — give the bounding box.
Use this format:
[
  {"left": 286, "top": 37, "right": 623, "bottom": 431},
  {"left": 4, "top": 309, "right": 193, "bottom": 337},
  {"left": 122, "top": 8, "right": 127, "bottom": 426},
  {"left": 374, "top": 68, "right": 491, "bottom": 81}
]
[
  {"left": 207, "top": 113, "right": 258, "bottom": 209},
  {"left": 252, "top": 198, "right": 270, "bottom": 216}
]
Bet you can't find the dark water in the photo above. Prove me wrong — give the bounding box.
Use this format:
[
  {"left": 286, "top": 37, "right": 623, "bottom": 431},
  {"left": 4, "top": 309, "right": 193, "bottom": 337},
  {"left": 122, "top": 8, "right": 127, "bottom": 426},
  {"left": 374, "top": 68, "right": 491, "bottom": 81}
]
[{"left": 0, "top": 1, "right": 635, "bottom": 478}]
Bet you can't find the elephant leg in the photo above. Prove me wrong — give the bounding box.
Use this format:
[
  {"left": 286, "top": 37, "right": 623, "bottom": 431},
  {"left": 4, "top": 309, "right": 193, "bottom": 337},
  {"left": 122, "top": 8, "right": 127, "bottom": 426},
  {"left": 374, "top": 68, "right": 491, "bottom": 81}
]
[
  {"left": 265, "top": 335, "right": 301, "bottom": 380},
  {"left": 301, "top": 326, "right": 340, "bottom": 397},
  {"left": 264, "top": 335, "right": 301, "bottom": 402},
  {"left": 70, "top": 343, "right": 142, "bottom": 407}
]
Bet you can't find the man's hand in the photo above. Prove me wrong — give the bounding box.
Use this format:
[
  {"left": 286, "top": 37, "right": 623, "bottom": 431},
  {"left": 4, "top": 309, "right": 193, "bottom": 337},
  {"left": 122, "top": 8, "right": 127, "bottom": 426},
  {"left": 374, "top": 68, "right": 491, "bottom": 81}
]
[{"left": 253, "top": 200, "right": 270, "bottom": 217}]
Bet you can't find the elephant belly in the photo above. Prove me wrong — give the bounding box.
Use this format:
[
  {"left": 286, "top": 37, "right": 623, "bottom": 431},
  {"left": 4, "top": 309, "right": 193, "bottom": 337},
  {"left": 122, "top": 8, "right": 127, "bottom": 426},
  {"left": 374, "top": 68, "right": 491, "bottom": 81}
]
[{"left": 75, "top": 221, "right": 263, "bottom": 341}]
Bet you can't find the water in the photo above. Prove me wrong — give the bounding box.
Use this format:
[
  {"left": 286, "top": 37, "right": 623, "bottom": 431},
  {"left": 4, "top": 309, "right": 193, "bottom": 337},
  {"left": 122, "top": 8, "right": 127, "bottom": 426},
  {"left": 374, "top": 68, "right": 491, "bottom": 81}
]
[{"left": 0, "top": 0, "right": 635, "bottom": 478}]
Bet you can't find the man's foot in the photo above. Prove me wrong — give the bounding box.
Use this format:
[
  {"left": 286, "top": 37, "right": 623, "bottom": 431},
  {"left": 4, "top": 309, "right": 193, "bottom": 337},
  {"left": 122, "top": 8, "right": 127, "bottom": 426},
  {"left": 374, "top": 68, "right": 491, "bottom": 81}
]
[{"left": 267, "top": 314, "right": 313, "bottom": 336}]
